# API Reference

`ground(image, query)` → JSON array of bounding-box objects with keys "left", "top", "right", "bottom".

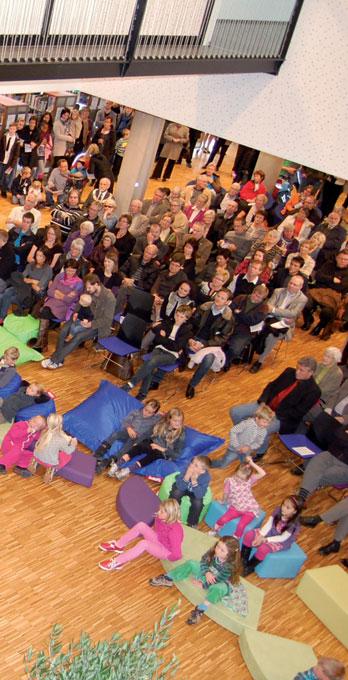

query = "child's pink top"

[
  {"left": 154, "top": 517, "right": 184, "bottom": 561},
  {"left": 223, "top": 475, "right": 261, "bottom": 515}
]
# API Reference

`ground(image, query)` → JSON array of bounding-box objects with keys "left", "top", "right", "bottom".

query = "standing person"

[
  {"left": 36, "top": 120, "right": 53, "bottom": 178},
  {"left": 98, "top": 499, "right": 183, "bottom": 572},
  {"left": 0, "top": 123, "right": 20, "bottom": 198},
  {"left": 169, "top": 455, "right": 212, "bottom": 527},
  {"left": 151, "top": 123, "right": 189, "bottom": 181},
  {"left": 29, "top": 413, "right": 77, "bottom": 484},
  {"left": 114, "top": 408, "right": 186, "bottom": 480},
  {"left": 52, "top": 108, "right": 74, "bottom": 165},
  {"left": 92, "top": 116, "right": 115, "bottom": 162},
  {"left": 149, "top": 536, "right": 241, "bottom": 625},
  {"left": 19, "top": 116, "right": 40, "bottom": 174},
  {"left": 74, "top": 107, "right": 92, "bottom": 154},
  {"left": 0, "top": 415, "right": 46, "bottom": 477},
  {"left": 85, "top": 144, "right": 114, "bottom": 189},
  {"left": 210, "top": 457, "right": 266, "bottom": 539},
  {"left": 241, "top": 495, "right": 302, "bottom": 576},
  {"left": 94, "top": 100, "right": 117, "bottom": 131},
  {"left": 113, "top": 128, "right": 129, "bottom": 179},
  {"left": 41, "top": 273, "right": 115, "bottom": 369}
]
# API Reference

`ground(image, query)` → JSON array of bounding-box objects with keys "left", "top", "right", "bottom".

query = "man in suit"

[
  {"left": 0, "top": 123, "right": 20, "bottom": 198},
  {"left": 249, "top": 275, "right": 307, "bottom": 373},
  {"left": 231, "top": 356, "right": 320, "bottom": 460},
  {"left": 141, "top": 188, "right": 170, "bottom": 224}
]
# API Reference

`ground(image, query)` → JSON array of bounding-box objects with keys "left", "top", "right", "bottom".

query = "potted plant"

[{"left": 24, "top": 604, "right": 179, "bottom": 679}]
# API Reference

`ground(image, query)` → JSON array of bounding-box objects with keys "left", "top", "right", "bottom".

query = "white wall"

[{"left": 1, "top": 0, "right": 347, "bottom": 178}]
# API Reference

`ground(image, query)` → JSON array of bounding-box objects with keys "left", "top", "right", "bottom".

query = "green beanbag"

[
  {"left": 0, "top": 326, "right": 43, "bottom": 364},
  {"left": 239, "top": 629, "right": 317, "bottom": 680},
  {"left": 158, "top": 471, "right": 212, "bottom": 524},
  {"left": 4, "top": 314, "right": 39, "bottom": 344}
]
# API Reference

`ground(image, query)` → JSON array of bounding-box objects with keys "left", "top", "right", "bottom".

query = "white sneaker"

[
  {"left": 48, "top": 361, "right": 63, "bottom": 370},
  {"left": 41, "top": 358, "right": 53, "bottom": 368},
  {"left": 208, "top": 529, "right": 218, "bottom": 536},
  {"left": 115, "top": 467, "right": 130, "bottom": 480},
  {"left": 108, "top": 461, "right": 119, "bottom": 478}
]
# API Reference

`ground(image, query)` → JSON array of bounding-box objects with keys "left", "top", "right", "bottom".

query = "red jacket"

[{"left": 240, "top": 180, "right": 267, "bottom": 202}]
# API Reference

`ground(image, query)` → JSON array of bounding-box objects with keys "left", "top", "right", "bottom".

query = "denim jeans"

[
  {"left": 131, "top": 348, "right": 177, "bottom": 397},
  {"left": 230, "top": 401, "right": 280, "bottom": 455},
  {"left": 50, "top": 319, "right": 97, "bottom": 364},
  {"left": 189, "top": 353, "right": 215, "bottom": 388},
  {"left": 211, "top": 446, "right": 245, "bottom": 468}
]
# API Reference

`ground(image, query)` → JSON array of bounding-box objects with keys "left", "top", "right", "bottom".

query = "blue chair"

[
  {"left": 0, "top": 372, "right": 22, "bottom": 398},
  {"left": 205, "top": 500, "right": 265, "bottom": 539},
  {"left": 252, "top": 542, "right": 307, "bottom": 579},
  {"left": 98, "top": 313, "right": 148, "bottom": 372},
  {"left": 278, "top": 434, "right": 321, "bottom": 470}
]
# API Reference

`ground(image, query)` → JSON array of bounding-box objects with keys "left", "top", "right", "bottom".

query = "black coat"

[
  {"left": 153, "top": 318, "right": 192, "bottom": 354},
  {"left": 8, "top": 228, "right": 35, "bottom": 272},
  {"left": 0, "top": 242, "right": 16, "bottom": 281},
  {"left": 258, "top": 367, "right": 321, "bottom": 433},
  {"left": 120, "top": 255, "right": 159, "bottom": 292}
]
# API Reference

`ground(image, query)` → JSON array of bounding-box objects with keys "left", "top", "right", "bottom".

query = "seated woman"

[
  {"left": 28, "top": 224, "right": 63, "bottom": 272},
  {"left": 63, "top": 220, "right": 95, "bottom": 259},
  {"left": 184, "top": 193, "right": 208, "bottom": 229},
  {"left": 122, "top": 304, "right": 193, "bottom": 400},
  {"left": 114, "top": 408, "right": 185, "bottom": 480},
  {"left": 0, "top": 249, "right": 52, "bottom": 319},
  {"left": 57, "top": 238, "right": 91, "bottom": 279},
  {"left": 114, "top": 214, "right": 136, "bottom": 267},
  {"left": 89, "top": 232, "right": 117, "bottom": 275},
  {"left": 51, "top": 187, "right": 83, "bottom": 240},
  {"left": 29, "top": 413, "right": 77, "bottom": 484},
  {"left": 98, "top": 253, "right": 121, "bottom": 292},
  {"left": 99, "top": 197, "right": 118, "bottom": 232},
  {"left": 181, "top": 238, "right": 198, "bottom": 281},
  {"left": 30, "top": 259, "right": 83, "bottom": 351},
  {"left": 307, "top": 231, "right": 326, "bottom": 261},
  {"left": 248, "top": 230, "right": 283, "bottom": 268}
]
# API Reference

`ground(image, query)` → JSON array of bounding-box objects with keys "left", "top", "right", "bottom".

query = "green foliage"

[{"left": 24, "top": 604, "right": 180, "bottom": 679}]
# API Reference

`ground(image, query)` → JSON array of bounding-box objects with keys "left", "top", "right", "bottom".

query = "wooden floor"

[{"left": 0, "top": 152, "right": 347, "bottom": 678}]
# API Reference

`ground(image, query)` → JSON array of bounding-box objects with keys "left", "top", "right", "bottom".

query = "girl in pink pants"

[
  {"left": 211, "top": 457, "right": 266, "bottom": 539},
  {"left": 0, "top": 416, "right": 46, "bottom": 475},
  {"left": 98, "top": 499, "right": 183, "bottom": 572}
]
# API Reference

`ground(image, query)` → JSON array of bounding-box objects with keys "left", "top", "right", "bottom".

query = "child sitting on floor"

[
  {"left": 211, "top": 404, "right": 274, "bottom": 468},
  {"left": 169, "top": 455, "right": 211, "bottom": 527},
  {"left": 209, "top": 457, "right": 265, "bottom": 539},
  {"left": 241, "top": 495, "right": 302, "bottom": 576},
  {"left": 150, "top": 536, "right": 241, "bottom": 625},
  {"left": 0, "top": 346, "right": 20, "bottom": 389},
  {"left": 114, "top": 408, "right": 185, "bottom": 480},
  {"left": 94, "top": 398, "right": 161, "bottom": 475},
  {"left": 29, "top": 413, "right": 77, "bottom": 484},
  {"left": 65, "top": 293, "right": 94, "bottom": 339},
  {"left": 0, "top": 381, "right": 47, "bottom": 424},
  {"left": 294, "top": 656, "right": 346, "bottom": 680},
  {"left": 0, "top": 415, "right": 46, "bottom": 477},
  {"left": 98, "top": 499, "right": 183, "bottom": 572}
]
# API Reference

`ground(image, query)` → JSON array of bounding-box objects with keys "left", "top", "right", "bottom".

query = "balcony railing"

[{"left": 0, "top": 0, "right": 303, "bottom": 80}]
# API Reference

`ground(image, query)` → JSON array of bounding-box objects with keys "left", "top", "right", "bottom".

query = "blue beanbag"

[
  {"left": 0, "top": 372, "right": 22, "bottom": 398},
  {"left": 15, "top": 397, "right": 56, "bottom": 422},
  {"left": 63, "top": 380, "right": 224, "bottom": 478}
]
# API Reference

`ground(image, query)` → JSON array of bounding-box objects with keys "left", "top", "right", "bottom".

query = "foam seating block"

[
  {"left": 158, "top": 472, "right": 212, "bottom": 524},
  {"left": 252, "top": 542, "right": 307, "bottom": 579},
  {"left": 116, "top": 476, "right": 160, "bottom": 528},
  {"left": 296, "top": 565, "right": 348, "bottom": 648},
  {"left": 162, "top": 526, "right": 264, "bottom": 635},
  {"left": 4, "top": 314, "right": 39, "bottom": 344},
  {"left": 0, "top": 372, "right": 22, "bottom": 398},
  {"left": 63, "top": 380, "right": 224, "bottom": 479},
  {"left": 15, "top": 397, "right": 56, "bottom": 422},
  {"left": 56, "top": 450, "right": 96, "bottom": 487},
  {"left": 205, "top": 501, "right": 266, "bottom": 538},
  {"left": 239, "top": 629, "right": 317, "bottom": 680},
  {"left": 0, "top": 326, "right": 43, "bottom": 364}
]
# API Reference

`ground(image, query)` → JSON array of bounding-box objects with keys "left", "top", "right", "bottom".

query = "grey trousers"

[
  {"left": 302, "top": 451, "right": 348, "bottom": 497},
  {"left": 321, "top": 496, "right": 348, "bottom": 542}
]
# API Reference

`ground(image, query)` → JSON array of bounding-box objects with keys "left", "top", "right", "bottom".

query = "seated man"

[
  {"left": 133, "top": 223, "right": 168, "bottom": 263},
  {"left": 249, "top": 274, "right": 307, "bottom": 373},
  {"left": 228, "top": 259, "right": 263, "bottom": 298},
  {"left": 45, "top": 158, "right": 70, "bottom": 207},
  {"left": 51, "top": 187, "right": 83, "bottom": 240},
  {"left": 209, "top": 200, "right": 240, "bottom": 246},
  {"left": 151, "top": 254, "right": 187, "bottom": 319},
  {"left": 231, "top": 356, "right": 320, "bottom": 460},
  {"left": 83, "top": 177, "right": 112, "bottom": 209},
  {"left": 41, "top": 274, "right": 115, "bottom": 370},
  {"left": 218, "top": 216, "right": 251, "bottom": 264},
  {"left": 128, "top": 198, "right": 149, "bottom": 238},
  {"left": 174, "top": 221, "right": 213, "bottom": 275},
  {"left": 6, "top": 192, "right": 41, "bottom": 233},
  {"left": 114, "top": 244, "right": 160, "bottom": 315},
  {"left": 224, "top": 284, "right": 269, "bottom": 370},
  {"left": 141, "top": 188, "right": 170, "bottom": 224},
  {"left": 302, "top": 249, "right": 348, "bottom": 340},
  {"left": 8, "top": 212, "right": 36, "bottom": 272},
  {"left": 268, "top": 255, "right": 306, "bottom": 292},
  {"left": 301, "top": 496, "right": 348, "bottom": 556},
  {"left": 185, "top": 288, "right": 234, "bottom": 399}
]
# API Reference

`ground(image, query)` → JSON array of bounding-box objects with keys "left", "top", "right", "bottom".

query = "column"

[
  {"left": 254, "top": 151, "right": 284, "bottom": 190},
  {"left": 115, "top": 111, "right": 164, "bottom": 214}
]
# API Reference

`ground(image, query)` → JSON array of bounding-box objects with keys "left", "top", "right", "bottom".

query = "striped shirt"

[{"left": 230, "top": 417, "right": 267, "bottom": 451}]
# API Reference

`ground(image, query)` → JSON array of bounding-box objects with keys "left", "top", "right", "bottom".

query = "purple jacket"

[
  {"left": 43, "top": 272, "right": 83, "bottom": 321},
  {"left": 63, "top": 230, "right": 95, "bottom": 258}
]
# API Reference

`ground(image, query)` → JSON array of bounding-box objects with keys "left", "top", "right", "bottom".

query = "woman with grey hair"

[
  {"left": 63, "top": 220, "right": 95, "bottom": 258},
  {"left": 57, "top": 238, "right": 91, "bottom": 278},
  {"left": 314, "top": 347, "right": 343, "bottom": 408}
]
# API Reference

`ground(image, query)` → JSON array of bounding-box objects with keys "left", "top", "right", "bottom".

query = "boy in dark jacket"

[{"left": 170, "top": 455, "right": 211, "bottom": 527}]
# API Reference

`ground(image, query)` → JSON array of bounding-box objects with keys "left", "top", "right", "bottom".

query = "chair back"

[
  {"left": 117, "top": 313, "right": 147, "bottom": 348},
  {"left": 126, "top": 288, "right": 154, "bottom": 322}
]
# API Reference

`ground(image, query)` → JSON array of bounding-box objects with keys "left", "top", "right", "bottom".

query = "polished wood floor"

[{"left": 0, "top": 154, "right": 347, "bottom": 678}]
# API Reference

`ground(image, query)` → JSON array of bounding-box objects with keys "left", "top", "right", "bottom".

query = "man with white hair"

[
  {"left": 128, "top": 199, "right": 149, "bottom": 238},
  {"left": 183, "top": 175, "right": 212, "bottom": 208},
  {"left": 6, "top": 192, "right": 41, "bottom": 233},
  {"left": 220, "top": 182, "right": 242, "bottom": 212},
  {"left": 245, "top": 194, "right": 269, "bottom": 227}
]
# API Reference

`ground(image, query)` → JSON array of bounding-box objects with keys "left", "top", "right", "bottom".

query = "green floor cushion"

[
  {"left": 296, "top": 565, "right": 348, "bottom": 649},
  {"left": 239, "top": 629, "right": 317, "bottom": 680},
  {"left": 0, "top": 327, "right": 43, "bottom": 365},
  {"left": 158, "top": 472, "right": 212, "bottom": 524},
  {"left": 4, "top": 314, "right": 39, "bottom": 344},
  {"left": 161, "top": 526, "right": 264, "bottom": 635}
]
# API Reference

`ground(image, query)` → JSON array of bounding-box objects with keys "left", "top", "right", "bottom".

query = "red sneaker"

[
  {"left": 98, "top": 557, "right": 123, "bottom": 571},
  {"left": 98, "top": 540, "right": 124, "bottom": 553}
]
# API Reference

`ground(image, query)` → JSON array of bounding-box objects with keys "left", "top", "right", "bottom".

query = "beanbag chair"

[
  {"left": 0, "top": 372, "right": 22, "bottom": 398},
  {"left": 63, "top": 380, "right": 224, "bottom": 479},
  {"left": 159, "top": 472, "right": 212, "bottom": 524},
  {"left": 4, "top": 314, "right": 39, "bottom": 344},
  {"left": 0, "top": 327, "right": 43, "bottom": 364}
]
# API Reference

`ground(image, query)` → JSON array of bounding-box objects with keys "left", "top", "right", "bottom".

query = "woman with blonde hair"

[
  {"left": 29, "top": 413, "right": 77, "bottom": 483},
  {"left": 85, "top": 143, "right": 114, "bottom": 188}
]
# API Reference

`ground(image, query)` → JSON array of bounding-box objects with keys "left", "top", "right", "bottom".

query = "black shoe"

[
  {"left": 341, "top": 559, "right": 348, "bottom": 569},
  {"left": 13, "top": 308, "right": 28, "bottom": 317},
  {"left": 301, "top": 319, "right": 313, "bottom": 331},
  {"left": 319, "top": 540, "right": 340, "bottom": 556},
  {"left": 187, "top": 607, "right": 204, "bottom": 625},
  {"left": 13, "top": 466, "right": 32, "bottom": 478},
  {"left": 253, "top": 454, "right": 265, "bottom": 462},
  {"left": 148, "top": 381, "right": 160, "bottom": 391},
  {"left": 94, "top": 442, "right": 109, "bottom": 459},
  {"left": 300, "top": 515, "right": 322, "bottom": 528},
  {"left": 339, "top": 322, "right": 348, "bottom": 332},
  {"left": 310, "top": 324, "right": 322, "bottom": 337},
  {"left": 1, "top": 190, "right": 7, "bottom": 198},
  {"left": 249, "top": 361, "right": 262, "bottom": 374},
  {"left": 291, "top": 464, "right": 305, "bottom": 476},
  {"left": 135, "top": 391, "right": 146, "bottom": 401},
  {"left": 185, "top": 384, "right": 195, "bottom": 399},
  {"left": 0, "top": 464, "right": 7, "bottom": 474},
  {"left": 96, "top": 459, "right": 109, "bottom": 474}
]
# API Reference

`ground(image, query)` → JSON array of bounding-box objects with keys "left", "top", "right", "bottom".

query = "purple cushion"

[
  {"left": 56, "top": 450, "right": 96, "bottom": 487},
  {"left": 116, "top": 476, "right": 160, "bottom": 528}
]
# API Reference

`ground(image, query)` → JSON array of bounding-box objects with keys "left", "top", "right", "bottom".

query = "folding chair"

[
  {"left": 98, "top": 313, "right": 148, "bottom": 373},
  {"left": 142, "top": 352, "right": 179, "bottom": 403},
  {"left": 126, "top": 288, "right": 154, "bottom": 322},
  {"left": 270, "top": 434, "right": 321, "bottom": 470}
]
